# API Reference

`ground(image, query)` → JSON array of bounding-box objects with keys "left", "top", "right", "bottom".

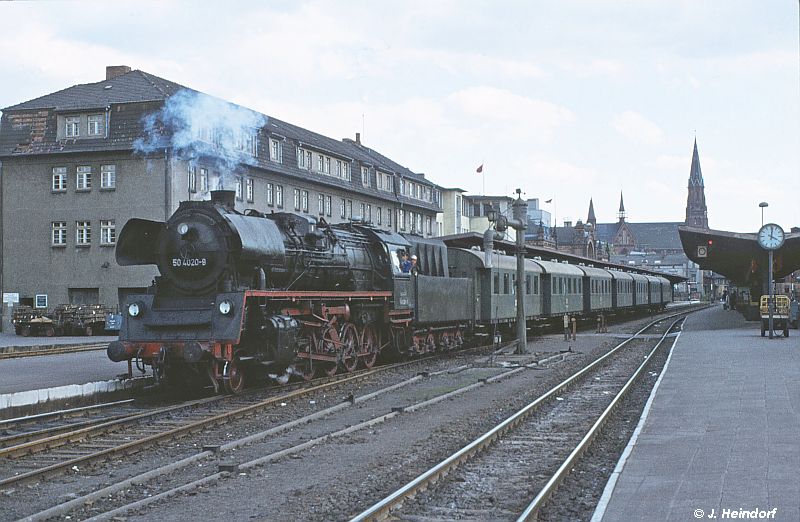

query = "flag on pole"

[
  {"left": 545, "top": 198, "right": 553, "bottom": 203},
  {"left": 476, "top": 164, "right": 483, "bottom": 174}
]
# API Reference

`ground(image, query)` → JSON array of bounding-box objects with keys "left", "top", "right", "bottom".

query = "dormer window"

[
  {"left": 65, "top": 116, "right": 80, "bottom": 138},
  {"left": 87, "top": 114, "right": 103, "bottom": 136}
]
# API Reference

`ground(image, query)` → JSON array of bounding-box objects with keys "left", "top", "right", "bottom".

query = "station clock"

[{"left": 757, "top": 223, "right": 785, "bottom": 251}]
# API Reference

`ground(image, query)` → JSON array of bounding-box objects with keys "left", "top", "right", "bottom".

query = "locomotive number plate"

[{"left": 172, "top": 258, "right": 208, "bottom": 267}]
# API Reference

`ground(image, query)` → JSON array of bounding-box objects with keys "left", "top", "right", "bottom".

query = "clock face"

[{"left": 758, "top": 223, "right": 785, "bottom": 250}]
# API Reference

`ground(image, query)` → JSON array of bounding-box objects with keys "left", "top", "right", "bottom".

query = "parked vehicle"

[
  {"left": 760, "top": 295, "right": 789, "bottom": 337},
  {"left": 11, "top": 306, "right": 55, "bottom": 337}
]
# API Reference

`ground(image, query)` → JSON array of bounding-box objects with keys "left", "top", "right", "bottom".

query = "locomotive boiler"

[{"left": 107, "top": 190, "right": 423, "bottom": 392}]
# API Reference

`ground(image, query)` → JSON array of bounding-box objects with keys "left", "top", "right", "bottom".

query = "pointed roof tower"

[
  {"left": 587, "top": 198, "right": 597, "bottom": 227},
  {"left": 685, "top": 138, "right": 709, "bottom": 228},
  {"left": 617, "top": 192, "right": 626, "bottom": 222}
]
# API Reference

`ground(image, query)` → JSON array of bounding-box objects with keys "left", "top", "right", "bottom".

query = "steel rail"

[
  {"left": 0, "top": 342, "right": 107, "bottom": 360},
  {"left": 516, "top": 316, "right": 683, "bottom": 521},
  {"left": 0, "top": 399, "right": 135, "bottom": 427},
  {"left": 349, "top": 308, "right": 698, "bottom": 522}
]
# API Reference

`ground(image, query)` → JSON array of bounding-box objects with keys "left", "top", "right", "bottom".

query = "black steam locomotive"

[
  {"left": 108, "top": 190, "right": 671, "bottom": 393},
  {"left": 108, "top": 190, "right": 465, "bottom": 393}
]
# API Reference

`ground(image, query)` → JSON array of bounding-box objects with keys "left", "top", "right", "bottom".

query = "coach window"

[
  {"left": 558, "top": 277, "right": 564, "bottom": 295},
  {"left": 493, "top": 272, "right": 500, "bottom": 294},
  {"left": 534, "top": 275, "right": 539, "bottom": 294},
  {"left": 503, "top": 273, "right": 510, "bottom": 294}
]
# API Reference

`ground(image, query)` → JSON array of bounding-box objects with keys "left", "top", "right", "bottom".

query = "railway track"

[
  {"left": 0, "top": 339, "right": 507, "bottom": 493},
  {"left": 0, "top": 342, "right": 108, "bottom": 360},
  {"left": 350, "top": 313, "right": 687, "bottom": 521}
]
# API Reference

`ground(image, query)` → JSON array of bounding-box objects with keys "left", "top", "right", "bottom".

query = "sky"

[{"left": 1, "top": 0, "right": 798, "bottom": 232}]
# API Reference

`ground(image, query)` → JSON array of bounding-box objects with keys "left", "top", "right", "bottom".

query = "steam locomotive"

[{"left": 108, "top": 190, "right": 671, "bottom": 393}]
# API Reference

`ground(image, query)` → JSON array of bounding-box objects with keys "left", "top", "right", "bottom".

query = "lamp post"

[
  {"left": 488, "top": 189, "right": 528, "bottom": 354},
  {"left": 759, "top": 201, "right": 768, "bottom": 226}
]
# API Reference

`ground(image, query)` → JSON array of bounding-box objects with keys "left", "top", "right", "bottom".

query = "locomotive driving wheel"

[
  {"left": 222, "top": 358, "right": 245, "bottom": 394},
  {"left": 359, "top": 324, "right": 380, "bottom": 369},
  {"left": 320, "top": 326, "right": 340, "bottom": 377},
  {"left": 296, "top": 331, "right": 319, "bottom": 381},
  {"left": 339, "top": 323, "right": 359, "bottom": 373}
]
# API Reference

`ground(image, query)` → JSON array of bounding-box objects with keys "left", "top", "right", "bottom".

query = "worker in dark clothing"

[
  {"left": 730, "top": 290, "right": 738, "bottom": 311},
  {"left": 400, "top": 252, "right": 412, "bottom": 273}
]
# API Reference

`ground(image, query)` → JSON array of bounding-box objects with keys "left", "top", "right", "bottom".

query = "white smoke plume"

[{"left": 134, "top": 89, "right": 267, "bottom": 189}]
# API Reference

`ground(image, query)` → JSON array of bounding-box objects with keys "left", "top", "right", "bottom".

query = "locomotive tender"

[{"left": 108, "top": 190, "right": 671, "bottom": 393}]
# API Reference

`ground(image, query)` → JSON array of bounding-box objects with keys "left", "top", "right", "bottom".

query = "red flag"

[{"left": 476, "top": 164, "right": 483, "bottom": 174}]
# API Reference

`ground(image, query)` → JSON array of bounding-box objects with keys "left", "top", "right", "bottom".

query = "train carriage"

[
  {"left": 447, "top": 248, "right": 543, "bottom": 324},
  {"left": 579, "top": 265, "right": 613, "bottom": 312},
  {"left": 630, "top": 272, "right": 649, "bottom": 307},
  {"left": 534, "top": 260, "right": 584, "bottom": 317},
  {"left": 609, "top": 270, "right": 635, "bottom": 309}
]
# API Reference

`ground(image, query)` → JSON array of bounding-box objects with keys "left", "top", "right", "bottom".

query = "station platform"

[{"left": 594, "top": 305, "right": 800, "bottom": 521}]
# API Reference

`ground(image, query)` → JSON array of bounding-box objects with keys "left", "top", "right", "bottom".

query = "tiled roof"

[{"left": 3, "top": 70, "right": 187, "bottom": 111}]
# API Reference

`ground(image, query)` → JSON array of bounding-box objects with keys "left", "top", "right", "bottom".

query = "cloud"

[{"left": 612, "top": 111, "right": 664, "bottom": 145}]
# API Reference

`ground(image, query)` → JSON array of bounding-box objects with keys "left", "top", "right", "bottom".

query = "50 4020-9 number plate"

[{"left": 172, "top": 258, "right": 208, "bottom": 267}]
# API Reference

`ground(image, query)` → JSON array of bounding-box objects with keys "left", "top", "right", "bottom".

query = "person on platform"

[{"left": 730, "top": 290, "right": 738, "bottom": 311}]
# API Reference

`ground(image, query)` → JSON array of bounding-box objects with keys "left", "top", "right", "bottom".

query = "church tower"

[
  {"left": 617, "top": 192, "right": 626, "bottom": 222},
  {"left": 587, "top": 198, "right": 597, "bottom": 228},
  {"left": 685, "top": 139, "right": 709, "bottom": 228}
]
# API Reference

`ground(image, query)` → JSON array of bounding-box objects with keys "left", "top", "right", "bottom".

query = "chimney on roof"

[
  {"left": 355, "top": 132, "right": 361, "bottom": 145},
  {"left": 106, "top": 65, "right": 131, "bottom": 80}
]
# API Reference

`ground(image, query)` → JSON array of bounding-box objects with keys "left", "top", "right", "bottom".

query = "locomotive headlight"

[
  {"left": 127, "top": 302, "right": 141, "bottom": 318},
  {"left": 178, "top": 223, "right": 189, "bottom": 236},
  {"left": 218, "top": 299, "right": 233, "bottom": 315}
]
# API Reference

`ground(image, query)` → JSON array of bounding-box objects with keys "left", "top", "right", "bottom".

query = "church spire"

[
  {"left": 617, "top": 192, "right": 626, "bottom": 222},
  {"left": 587, "top": 198, "right": 596, "bottom": 227},
  {"left": 685, "top": 139, "right": 709, "bottom": 228}
]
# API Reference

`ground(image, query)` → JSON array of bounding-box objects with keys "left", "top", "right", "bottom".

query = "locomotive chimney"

[{"left": 211, "top": 190, "right": 236, "bottom": 210}]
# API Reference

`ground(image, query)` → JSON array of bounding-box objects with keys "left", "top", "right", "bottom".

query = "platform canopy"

[{"left": 679, "top": 226, "right": 800, "bottom": 288}]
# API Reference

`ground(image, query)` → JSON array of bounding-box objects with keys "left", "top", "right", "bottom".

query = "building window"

[
  {"left": 188, "top": 165, "right": 197, "bottom": 192},
  {"left": 359, "top": 203, "right": 365, "bottom": 219},
  {"left": 237, "top": 129, "right": 258, "bottom": 156},
  {"left": 361, "top": 167, "right": 371, "bottom": 187},
  {"left": 52, "top": 167, "right": 67, "bottom": 191},
  {"left": 367, "top": 204, "right": 372, "bottom": 222},
  {"left": 425, "top": 216, "right": 432, "bottom": 235},
  {"left": 343, "top": 163, "right": 350, "bottom": 181},
  {"left": 318, "top": 193, "right": 325, "bottom": 215},
  {"left": 76, "top": 166, "right": 92, "bottom": 190},
  {"left": 325, "top": 195, "right": 332, "bottom": 217},
  {"left": 317, "top": 154, "right": 324, "bottom": 172},
  {"left": 294, "top": 189, "right": 301, "bottom": 210},
  {"left": 101, "top": 165, "right": 116, "bottom": 189},
  {"left": 387, "top": 208, "right": 392, "bottom": 228},
  {"left": 347, "top": 200, "right": 352, "bottom": 218},
  {"left": 65, "top": 116, "right": 80, "bottom": 137},
  {"left": 377, "top": 207, "right": 382, "bottom": 225},
  {"left": 297, "top": 148, "right": 305, "bottom": 168},
  {"left": 336, "top": 160, "right": 342, "bottom": 178},
  {"left": 52, "top": 221, "right": 67, "bottom": 246},
  {"left": 76, "top": 220, "right": 91, "bottom": 246},
  {"left": 100, "top": 220, "right": 116, "bottom": 245},
  {"left": 324, "top": 157, "right": 330, "bottom": 174},
  {"left": 199, "top": 168, "right": 208, "bottom": 192},
  {"left": 276, "top": 185, "right": 284, "bottom": 208},
  {"left": 246, "top": 178, "right": 254, "bottom": 202},
  {"left": 270, "top": 139, "right": 282, "bottom": 162},
  {"left": 340, "top": 198, "right": 346, "bottom": 219},
  {"left": 266, "top": 183, "right": 274, "bottom": 206},
  {"left": 302, "top": 190, "right": 309, "bottom": 212},
  {"left": 306, "top": 151, "right": 312, "bottom": 170},
  {"left": 87, "top": 114, "right": 103, "bottom": 136},
  {"left": 235, "top": 177, "right": 243, "bottom": 201}
]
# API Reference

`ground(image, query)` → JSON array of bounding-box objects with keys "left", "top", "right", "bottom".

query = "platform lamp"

[{"left": 759, "top": 202, "right": 768, "bottom": 226}]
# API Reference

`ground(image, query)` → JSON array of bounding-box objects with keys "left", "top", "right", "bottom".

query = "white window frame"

[
  {"left": 65, "top": 116, "right": 80, "bottom": 138},
  {"left": 306, "top": 151, "right": 312, "bottom": 170},
  {"left": 359, "top": 203, "right": 365, "bottom": 219},
  {"left": 325, "top": 195, "right": 332, "bottom": 217},
  {"left": 276, "top": 185, "right": 284, "bottom": 208},
  {"left": 270, "top": 139, "right": 282, "bottom": 162},
  {"left": 340, "top": 198, "right": 346, "bottom": 219},
  {"left": 87, "top": 114, "right": 103, "bottom": 136},
  {"left": 343, "top": 163, "right": 350, "bottom": 181},
  {"left": 317, "top": 154, "right": 324, "bottom": 172},
  {"left": 199, "top": 168, "right": 208, "bottom": 192},
  {"left": 336, "top": 160, "right": 343, "bottom": 178},
  {"left": 101, "top": 165, "right": 116, "bottom": 189},
  {"left": 76, "top": 220, "right": 91, "bottom": 246},
  {"left": 362, "top": 167, "right": 370, "bottom": 187},
  {"left": 294, "top": 188, "right": 301, "bottom": 210},
  {"left": 52, "top": 167, "right": 67, "bottom": 191},
  {"left": 76, "top": 166, "right": 91, "bottom": 190},
  {"left": 51, "top": 221, "right": 67, "bottom": 246},
  {"left": 246, "top": 178, "right": 254, "bottom": 202},
  {"left": 266, "top": 182, "right": 274, "bottom": 206},
  {"left": 297, "top": 148, "right": 306, "bottom": 168},
  {"left": 302, "top": 190, "right": 309, "bottom": 212},
  {"left": 324, "top": 157, "right": 330, "bottom": 174},
  {"left": 235, "top": 177, "right": 243, "bottom": 201},
  {"left": 100, "top": 220, "right": 116, "bottom": 245}
]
